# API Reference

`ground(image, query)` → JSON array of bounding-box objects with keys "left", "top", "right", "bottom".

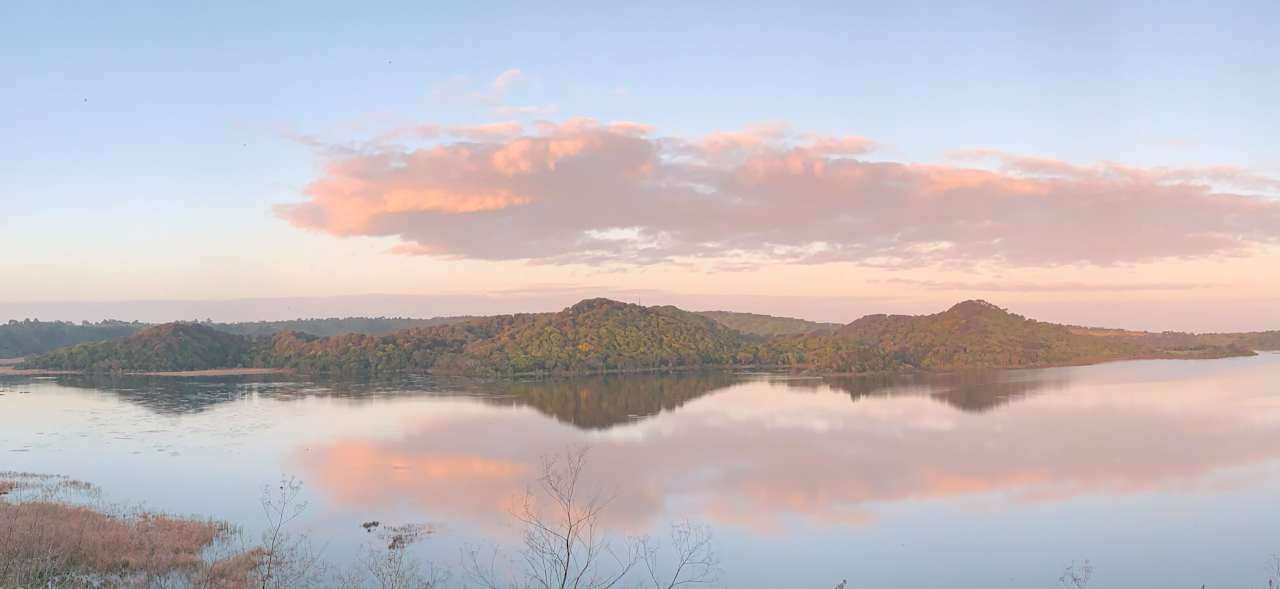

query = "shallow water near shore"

[{"left": 4, "top": 353, "right": 1280, "bottom": 588}]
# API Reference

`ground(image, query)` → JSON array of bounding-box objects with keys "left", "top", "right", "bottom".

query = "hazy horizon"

[{"left": 4, "top": 291, "right": 1280, "bottom": 333}]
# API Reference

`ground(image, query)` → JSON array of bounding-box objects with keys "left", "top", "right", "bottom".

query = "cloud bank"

[{"left": 277, "top": 119, "right": 1280, "bottom": 266}]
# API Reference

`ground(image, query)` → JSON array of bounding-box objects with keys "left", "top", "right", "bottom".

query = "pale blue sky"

[{"left": 2, "top": 1, "right": 1278, "bottom": 327}]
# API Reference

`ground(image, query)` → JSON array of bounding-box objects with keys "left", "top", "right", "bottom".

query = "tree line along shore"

[{"left": 9, "top": 298, "right": 1280, "bottom": 377}]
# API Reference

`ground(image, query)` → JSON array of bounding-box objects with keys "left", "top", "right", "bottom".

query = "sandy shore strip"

[
  {"left": 135, "top": 368, "right": 289, "bottom": 377},
  {"left": 0, "top": 366, "right": 77, "bottom": 376},
  {"left": 0, "top": 366, "right": 289, "bottom": 377}
]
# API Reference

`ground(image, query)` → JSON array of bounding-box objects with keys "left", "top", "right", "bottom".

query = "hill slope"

[
  {"left": 441, "top": 299, "right": 747, "bottom": 374},
  {"left": 252, "top": 299, "right": 749, "bottom": 376},
  {"left": 829, "top": 300, "right": 1248, "bottom": 370},
  {"left": 750, "top": 300, "right": 1254, "bottom": 373},
  {"left": 696, "top": 310, "right": 839, "bottom": 337},
  {"left": 20, "top": 323, "right": 254, "bottom": 372}
]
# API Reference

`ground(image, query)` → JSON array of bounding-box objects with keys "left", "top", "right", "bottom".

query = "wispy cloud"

[
  {"left": 879, "top": 278, "right": 1209, "bottom": 293},
  {"left": 431, "top": 68, "right": 557, "bottom": 120},
  {"left": 491, "top": 104, "right": 559, "bottom": 118},
  {"left": 950, "top": 148, "right": 1280, "bottom": 193},
  {"left": 432, "top": 68, "right": 526, "bottom": 105},
  {"left": 277, "top": 118, "right": 1280, "bottom": 267},
  {"left": 488, "top": 68, "right": 523, "bottom": 95}
]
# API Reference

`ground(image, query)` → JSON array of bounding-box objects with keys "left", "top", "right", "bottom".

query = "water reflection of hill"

[
  {"left": 466, "top": 372, "right": 744, "bottom": 429},
  {"left": 51, "top": 374, "right": 298, "bottom": 414},
  {"left": 46, "top": 367, "right": 1066, "bottom": 424},
  {"left": 44, "top": 372, "right": 745, "bottom": 424},
  {"left": 787, "top": 369, "right": 1070, "bottom": 412}
]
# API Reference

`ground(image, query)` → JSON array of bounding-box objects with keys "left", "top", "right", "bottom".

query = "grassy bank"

[{"left": 4, "top": 466, "right": 1277, "bottom": 589}]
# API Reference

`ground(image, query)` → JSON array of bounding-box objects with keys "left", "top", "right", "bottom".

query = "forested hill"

[
  {"left": 746, "top": 300, "right": 1266, "bottom": 374},
  {"left": 826, "top": 300, "right": 1250, "bottom": 370},
  {"left": 0, "top": 320, "right": 146, "bottom": 357},
  {"left": 441, "top": 299, "right": 746, "bottom": 374},
  {"left": 15, "top": 299, "right": 1273, "bottom": 376},
  {"left": 20, "top": 299, "right": 748, "bottom": 375},
  {"left": 21, "top": 323, "right": 253, "bottom": 372},
  {"left": 254, "top": 298, "right": 748, "bottom": 375},
  {"left": 0, "top": 316, "right": 474, "bottom": 358},
  {"left": 695, "top": 310, "right": 839, "bottom": 336}
]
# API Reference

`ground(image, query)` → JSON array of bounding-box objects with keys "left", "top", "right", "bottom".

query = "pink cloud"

[
  {"left": 447, "top": 121, "right": 524, "bottom": 141},
  {"left": 277, "top": 119, "right": 1280, "bottom": 266},
  {"left": 606, "top": 120, "right": 655, "bottom": 136}
]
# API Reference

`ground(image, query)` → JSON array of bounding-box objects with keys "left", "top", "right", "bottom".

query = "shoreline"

[
  {"left": 0, "top": 366, "right": 290, "bottom": 377},
  {"left": 0, "top": 349, "right": 1266, "bottom": 381}
]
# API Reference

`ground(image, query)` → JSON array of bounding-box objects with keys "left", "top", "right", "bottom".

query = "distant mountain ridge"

[
  {"left": 15, "top": 299, "right": 1280, "bottom": 376},
  {"left": 694, "top": 310, "right": 839, "bottom": 337},
  {"left": 0, "top": 316, "right": 475, "bottom": 358},
  {"left": 211, "top": 316, "right": 476, "bottom": 337},
  {"left": 0, "top": 320, "right": 146, "bottom": 358}
]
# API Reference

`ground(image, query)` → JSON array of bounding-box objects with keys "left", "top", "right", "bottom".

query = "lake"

[{"left": 4, "top": 353, "right": 1280, "bottom": 588}]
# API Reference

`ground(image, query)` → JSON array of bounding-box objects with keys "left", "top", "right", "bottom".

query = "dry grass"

[
  {"left": 0, "top": 471, "right": 101, "bottom": 504},
  {"left": 198, "top": 548, "right": 266, "bottom": 589},
  {"left": 0, "top": 502, "right": 224, "bottom": 572},
  {"left": 0, "top": 471, "right": 256, "bottom": 589}
]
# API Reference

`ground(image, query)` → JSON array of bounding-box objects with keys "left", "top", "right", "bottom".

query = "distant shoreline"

[
  {"left": 1, "top": 352, "right": 1269, "bottom": 381},
  {"left": 10, "top": 299, "right": 1278, "bottom": 380}
]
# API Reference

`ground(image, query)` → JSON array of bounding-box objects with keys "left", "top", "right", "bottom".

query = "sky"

[{"left": 2, "top": 1, "right": 1278, "bottom": 330}]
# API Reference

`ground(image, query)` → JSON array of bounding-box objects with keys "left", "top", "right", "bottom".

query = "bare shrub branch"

[
  {"left": 463, "top": 446, "right": 717, "bottom": 589},
  {"left": 250, "top": 476, "right": 327, "bottom": 589},
  {"left": 640, "top": 520, "right": 720, "bottom": 589},
  {"left": 1059, "top": 560, "right": 1093, "bottom": 589}
]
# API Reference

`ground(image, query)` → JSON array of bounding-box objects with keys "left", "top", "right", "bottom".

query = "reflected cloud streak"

[{"left": 298, "top": 359, "right": 1280, "bottom": 535}]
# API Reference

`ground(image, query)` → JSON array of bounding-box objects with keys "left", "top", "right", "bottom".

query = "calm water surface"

[{"left": 4, "top": 354, "right": 1280, "bottom": 588}]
